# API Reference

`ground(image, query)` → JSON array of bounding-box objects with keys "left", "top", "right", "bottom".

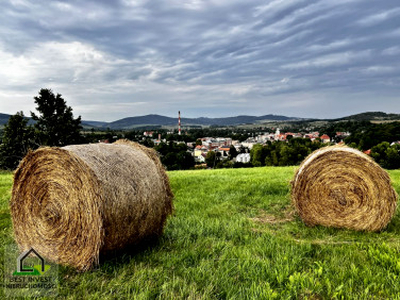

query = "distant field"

[{"left": 1, "top": 167, "right": 400, "bottom": 298}]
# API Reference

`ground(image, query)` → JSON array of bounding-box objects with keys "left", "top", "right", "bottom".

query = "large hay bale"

[
  {"left": 291, "top": 145, "right": 397, "bottom": 231},
  {"left": 10, "top": 140, "right": 173, "bottom": 270}
]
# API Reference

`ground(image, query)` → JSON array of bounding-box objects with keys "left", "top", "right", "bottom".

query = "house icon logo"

[{"left": 13, "top": 248, "right": 50, "bottom": 276}]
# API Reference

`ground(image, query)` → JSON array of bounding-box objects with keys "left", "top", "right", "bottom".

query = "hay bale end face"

[
  {"left": 291, "top": 146, "right": 397, "bottom": 231},
  {"left": 10, "top": 140, "right": 173, "bottom": 271}
]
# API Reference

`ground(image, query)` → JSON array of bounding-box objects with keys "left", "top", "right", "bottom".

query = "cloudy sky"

[{"left": 0, "top": 0, "right": 399, "bottom": 121}]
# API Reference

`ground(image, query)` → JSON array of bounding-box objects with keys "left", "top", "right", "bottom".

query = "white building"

[
  {"left": 202, "top": 137, "right": 232, "bottom": 148},
  {"left": 236, "top": 153, "right": 251, "bottom": 163},
  {"left": 195, "top": 154, "right": 206, "bottom": 163}
]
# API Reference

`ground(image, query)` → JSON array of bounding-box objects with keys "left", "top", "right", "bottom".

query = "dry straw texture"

[
  {"left": 10, "top": 140, "right": 173, "bottom": 271},
  {"left": 291, "top": 145, "right": 397, "bottom": 232}
]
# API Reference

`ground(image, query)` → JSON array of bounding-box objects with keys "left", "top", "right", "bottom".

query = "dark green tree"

[
  {"left": 0, "top": 112, "right": 36, "bottom": 169},
  {"left": 177, "top": 151, "right": 195, "bottom": 170},
  {"left": 229, "top": 145, "right": 238, "bottom": 159},
  {"left": 250, "top": 144, "right": 264, "bottom": 167},
  {"left": 154, "top": 142, "right": 194, "bottom": 170},
  {"left": 371, "top": 142, "right": 400, "bottom": 169},
  {"left": 205, "top": 151, "right": 217, "bottom": 168},
  {"left": 142, "top": 138, "right": 154, "bottom": 148},
  {"left": 163, "top": 152, "right": 179, "bottom": 170},
  {"left": 31, "top": 89, "right": 83, "bottom": 146}
]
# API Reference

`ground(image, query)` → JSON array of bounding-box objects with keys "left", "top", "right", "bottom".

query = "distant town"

[
  {"left": 136, "top": 128, "right": 351, "bottom": 165},
  {"left": 82, "top": 109, "right": 400, "bottom": 171}
]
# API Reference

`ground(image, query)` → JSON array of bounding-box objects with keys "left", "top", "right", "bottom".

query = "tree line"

[{"left": 250, "top": 138, "right": 324, "bottom": 167}]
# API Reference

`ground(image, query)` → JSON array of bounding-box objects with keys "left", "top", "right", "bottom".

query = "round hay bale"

[
  {"left": 291, "top": 145, "right": 397, "bottom": 231},
  {"left": 10, "top": 140, "right": 173, "bottom": 271}
]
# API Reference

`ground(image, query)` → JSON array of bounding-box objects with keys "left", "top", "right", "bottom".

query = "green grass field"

[{"left": 1, "top": 167, "right": 400, "bottom": 299}]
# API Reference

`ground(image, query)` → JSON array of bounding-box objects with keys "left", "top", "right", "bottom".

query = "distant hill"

[
  {"left": 106, "top": 114, "right": 300, "bottom": 129},
  {"left": 1, "top": 111, "right": 399, "bottom": 130},
  {"left": 0, "top": 113, "right": 10, "bottom": 125},
  {"left": 0, "top": 113, "right": 35, "bottom": 127},
  {"left": 107, "top": 114, "right": 178, "bottom": 129},
  {"left": 0, "top": 113, "right": 298, "bottom": 129},
  {"left": 337, "top": 112, "right": 400, "bottom": 121},
  {"left": 0, "top": 114, "right": 107, "bottom": 128},
  {"left": 81, "top": 120, "right": 108, "bottom": 128}
]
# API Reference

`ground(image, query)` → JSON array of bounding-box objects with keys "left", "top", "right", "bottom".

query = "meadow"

[{"left": 1, "top": 167, "right": 400, "bottom": 299}]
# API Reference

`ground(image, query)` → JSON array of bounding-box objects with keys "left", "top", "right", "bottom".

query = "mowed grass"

[{"left": 1, "top": 167, "right": 400, "bottom": 298}]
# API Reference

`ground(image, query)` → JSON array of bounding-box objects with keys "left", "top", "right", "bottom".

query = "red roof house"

[{"left": 320, "top": 134, "right": 330, "bottom": 143}]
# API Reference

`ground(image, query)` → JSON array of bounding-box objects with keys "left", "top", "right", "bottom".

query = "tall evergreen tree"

[
  {"left": 0, "top": 111, "right": 35, "bottom": 169},
  {"left": 31, "top": 88, "right": 83, "bottom": 146}
]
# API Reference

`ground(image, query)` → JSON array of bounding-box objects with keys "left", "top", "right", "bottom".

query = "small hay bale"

[
  {"left": 10, "top": 140, "right": 173, "bottom": 271},
  {"left": 291, "top": 145, "right": 397, "bottom": 231}
]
